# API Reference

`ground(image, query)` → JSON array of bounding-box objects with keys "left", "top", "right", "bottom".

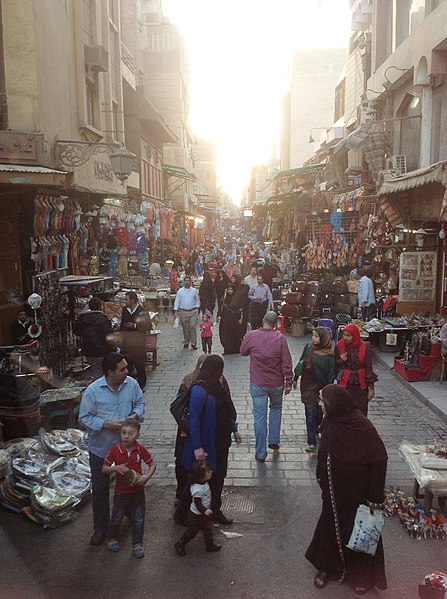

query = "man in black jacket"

[
  {"left": 120, "top": 291, "right": 150, "bottom": 390},
  {"left": 73, "top": 297, "right": 113, "bottom": 379}
]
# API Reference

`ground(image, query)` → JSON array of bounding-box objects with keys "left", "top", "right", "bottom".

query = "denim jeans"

[
  {"left": 89, "top": 452, "right": 110, "bottom": 535},
  {"left": 250, "top": 383, "right": 284, "bottom": 460},
  {"left": 107, "top": 491, "right": 146, "bottom": 546},
  {"left": 304, "top": 403, "right": 322, "bottom": 446}
]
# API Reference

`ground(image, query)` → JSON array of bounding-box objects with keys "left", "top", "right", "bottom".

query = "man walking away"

[
  {"left": 240, "top": 311, "right": 293, "bottom": 462},
  {"left": 73, "top": 297, "right": 113, "bottom": 379},
  {"left": 173, "top": 276, "right": 200, "bottom": 349},
  {"left": 358, "top": 267, "right": 376, "bottom": 321}
]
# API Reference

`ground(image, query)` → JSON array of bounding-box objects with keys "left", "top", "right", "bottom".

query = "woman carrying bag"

[
  {"left": 293, "top": 327, "right": 335, "bottom": 452},
  {"left": 335, "top": 323, "right": 377, "bottom": 416}
]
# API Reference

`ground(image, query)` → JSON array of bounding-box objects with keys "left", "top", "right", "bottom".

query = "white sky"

[{"left": 162, "top": 0, "right": 352, "bottom": 204}]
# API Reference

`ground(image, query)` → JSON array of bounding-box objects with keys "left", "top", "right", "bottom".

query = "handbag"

[
  {"left": 170, "top": 381, "right": 208, "bottom": 434},
  {"left": 347, "top": 504, "right": 385, "bottom": 556},
  {"left": 294, "top": 344, "right": 311, "bottom": 378}
]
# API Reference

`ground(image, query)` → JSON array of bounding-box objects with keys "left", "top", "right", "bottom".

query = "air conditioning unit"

[
  {"left": 84, "top": 45, "right": 108, "bottom": 72},
  {"left": 386, "top": 155, "right": 407, "bottom": 175}
]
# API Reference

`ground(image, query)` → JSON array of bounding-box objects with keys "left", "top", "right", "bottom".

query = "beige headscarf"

[{"left": 181, "top": 354, "right": 208, "bottom": 388}]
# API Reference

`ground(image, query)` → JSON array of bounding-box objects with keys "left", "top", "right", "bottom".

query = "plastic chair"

[
  {"left": 276, "top": 315, "right": 291, "bottom": 334},
  {"left": 335, "top": 314, "right": 351, "bottom": 342},
  {"left": 317, "top": 318, "right": 334, "bottom": 338}
]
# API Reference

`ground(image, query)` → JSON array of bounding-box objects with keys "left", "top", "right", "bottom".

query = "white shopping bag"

[
  {"left": 173, "top": 316, "right": 180, "bottom": 328},
  {"left": 347, "top": 504, "right": 384, "bottom": 556}
]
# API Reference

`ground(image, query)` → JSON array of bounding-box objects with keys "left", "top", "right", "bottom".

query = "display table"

[
  {"left": 394, "top": 358, "right": 430, "bottom": 382},
  {"left": 368, "top": 326, "right": 429, "bottom": 353},
  {"left": 399, "top": 443, "right": 447, "bottom": 511}
]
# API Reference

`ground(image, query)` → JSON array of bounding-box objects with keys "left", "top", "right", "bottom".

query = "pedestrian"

[
  {"left": 222, "top": 259, "right": 238, "bottom": 280},
  {"left": 198, "top": 271, "right": 216, "bottom": 316},
  {"left": 11, "top": 307, "right": 33, "bottom": 345},
  {"left": 73, "top": 297, "right": 114, "bottom": 379},
  {"left": 218, "top": 282, "right": 247, "bottom": 355},
  {"left": 173, "top": 275, "right": 200, "bottom": 350},
  {"left": 306, "top": 384, "right": 387, "bottom": 595},
  {"left": 120, "top": 291, "right": 149, "bottom": 390},
  {"left": 214, "top": 269, "right": 230, "bottom": 314},
  {"left": 174, "top": 354, "right": 208, "bottom": 506},
  {"left": 247, "top": 274, "right": 274, "bottom": 331},
  {"left": 335, "top": 323, "right": 377, "bottom": 416},
  {"left": 174, "top": 460, "right": 221, "bottom": 556},
  {"left": 243, "top": 264, "right": 258, "bottom": 288},
  {"left": 78, "top": 352, "right": 145, "bottom": 546},
  {"left": 358, "top": 267, "right": 376, "bottom": 321},
  {"left": 169, "top": 263, "right": 180, "bottom": 293},
  {"left": 102, "top": 418, "right": 156, "bottom": 558},
  {"left": 175, "top": 355, "right": 241, "bottom": 526},
  {"left": 199, "top": 313, "right": 214, "bottom": 354},
  {"left": 293, "top": 327, "right": 335, "bottom": 452},
  {"left": 240, "top": 311, "right": 293, "bottom": 462}
]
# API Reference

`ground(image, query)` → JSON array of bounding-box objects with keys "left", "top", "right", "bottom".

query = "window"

[
  {"left": 334, "top": 79, "right": 345, "bottom": 122},
  {"left": 398, "top": 94, "right": 422, "bottom": 171},
  {"left": 112, "top": 101, "right": 119, "bottom": 141},
  {"left": 109, "top": 0, "right": 117, "bottom": 26},
  {"left": 110, "top": 27, "right": 118, "bottom": 101},
  {"left": 83, "top": 0, "right": 94, "bottom": 45},
  {"left": 85, "top": 80, "right": 95, "bottom": 126}
]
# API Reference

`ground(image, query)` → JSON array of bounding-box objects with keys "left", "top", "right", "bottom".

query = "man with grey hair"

[{"left": 240, "top": 311, "right": 293, "bottom": 462}]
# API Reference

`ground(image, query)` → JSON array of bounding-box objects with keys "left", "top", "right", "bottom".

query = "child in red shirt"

[
  {"left": 102, "top": 418, "right": 156, "bottom": 558},
  {"left": 199, "top": 313, "right": 214, "bottom": 354}
]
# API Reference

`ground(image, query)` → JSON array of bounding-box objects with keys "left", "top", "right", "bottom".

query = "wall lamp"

[{"left": 308, "top": 127, "right": 328, "bottom": 143}]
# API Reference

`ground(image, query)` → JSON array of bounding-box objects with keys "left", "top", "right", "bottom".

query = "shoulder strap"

[{"left": 189, "top": 380, "right": 208, "bottom": 419}]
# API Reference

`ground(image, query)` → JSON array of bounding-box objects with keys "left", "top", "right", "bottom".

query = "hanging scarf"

[{"left": 319, "top": 384, "right": 387, "bottom": 465}]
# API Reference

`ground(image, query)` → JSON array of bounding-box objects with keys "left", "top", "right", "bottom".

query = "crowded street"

[{"left": 3, "top": 316, "right": 447, "bottom": 599}]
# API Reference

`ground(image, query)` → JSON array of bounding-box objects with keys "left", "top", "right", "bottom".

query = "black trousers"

[
  {"left": 127, "top": 356, "right": 146, "bottom": 390},
  {"left": 201, "top": 337, "right": 212, "bottom": 353},
  {"left": 180, "top": 512, "right": 214, "bottom": 545}
]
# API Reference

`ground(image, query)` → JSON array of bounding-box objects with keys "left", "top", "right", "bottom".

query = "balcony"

[{"left": 120, "top": 41, "right": 136, "bottom": 90}]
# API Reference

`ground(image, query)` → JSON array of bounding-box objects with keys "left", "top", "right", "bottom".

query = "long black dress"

[
  {"left": 219, "top": 284, "right": 247, "bottom": 355},
  {"left": 199, "top": 272, "right": 216, "bottom": 315}
]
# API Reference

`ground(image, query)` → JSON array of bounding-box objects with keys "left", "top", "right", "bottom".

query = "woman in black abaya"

[
  {"left": 218, "top": 282, "right": 248, "bottom": 355},
  {"left": 305, "top": 384, "right": 388, "bottom": 595}
]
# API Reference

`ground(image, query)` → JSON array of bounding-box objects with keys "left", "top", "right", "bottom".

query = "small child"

[
  {"left": 174, "top": 461, "right": 221, "bottom": 556},
  {"left": 102, "top": 418, "right": 156, "bottom": 558},
  {"left": 199, "top": 313, "right": 213, "bottom": 354}
]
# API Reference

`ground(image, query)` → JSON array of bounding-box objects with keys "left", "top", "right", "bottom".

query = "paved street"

[
  {"left": 142, "top": 316, "right": 447, "bottom": 492},
  {"left": 3, "top": 316, "right": 447, "bottom": 599}
]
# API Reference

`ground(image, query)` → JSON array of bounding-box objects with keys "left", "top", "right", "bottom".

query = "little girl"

[
  {"left": 199, "top": 313, "right": 213, "bottom": 354},
  {"left": 174, "top": 461, "right": 221, "bottom": 556}
]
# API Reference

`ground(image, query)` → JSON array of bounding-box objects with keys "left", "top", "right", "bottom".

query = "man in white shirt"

[
  {"left": 244, "top": 265, "right": 258, "bottom": 288},
  {"left": 358, "top": 268, "right": 376, "bottom": 321},
  {"left": 173, "top": 276, "right": 200, "bottom": 349}
]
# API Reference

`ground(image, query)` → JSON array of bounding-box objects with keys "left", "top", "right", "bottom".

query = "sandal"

[
  {"left": 354, "top": 586, "right": 369, "bottom": 595},
  {"left": 314, "top": 571, "right": 329, "bottom": 589}
]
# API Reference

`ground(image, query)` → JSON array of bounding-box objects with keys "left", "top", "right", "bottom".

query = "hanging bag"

[
  {"left": 170, "top": 381, "right": 208, "bottom": 434},
  {"left": 347, "top": 504, "right": 385, "bottom": 556},
  {"left": 293, "top": 344, "right": 311, "bottom": 378}
]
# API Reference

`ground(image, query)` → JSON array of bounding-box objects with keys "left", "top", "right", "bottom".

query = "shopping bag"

[
  {"left": 346, "top": 504, "right": 384, "bottom": 556},
  {"left": 173, "top": 316, "right": 180, "bottom": 328}
]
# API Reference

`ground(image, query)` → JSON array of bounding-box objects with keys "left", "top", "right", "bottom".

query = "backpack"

[{"left": 170, "top": 381, "right": 208, "bottom": 434}]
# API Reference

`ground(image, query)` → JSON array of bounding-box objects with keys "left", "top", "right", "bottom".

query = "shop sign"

[
  {"left": 398, "top": 251, "right": 437, "bottom": 302},
  {"left": 94, "top": 160, "right": 114, "bottom": 182},
  {"left": 0, "top": 131, "right": 44, "bottom": 163}
]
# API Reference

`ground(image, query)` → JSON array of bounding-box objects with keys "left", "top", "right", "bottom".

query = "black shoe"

[
  {"left": 268, "top": 443, "right": 280, "bottom": 450},
  {"left": 89, "top": 532, "right": 106, "bottom": 546},
  {"left": 255, "top": 456, "right": 266, "bottom": 463},
  {"left": 212, "top": 512, "right": 233, "bottom": 525},
  {"left": 183, "top": 343, "right": 189, "bottom": 349},
  {"left": 175, "top": 540, "right": 186, "bottom": 556},
  {"left": 191, "top": 345, "right": 197, "bottom": 350},
  {"left": 205, "top": 542, "right": 221, "bottom": 552}
]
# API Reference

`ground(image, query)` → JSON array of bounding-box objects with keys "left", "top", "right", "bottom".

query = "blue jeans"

[
  {"left": 304, "top": 403, "right": 322, "bottom": 446},
  {"left": 89, "top": 452, "right": 110, "bottom": 535},
  {"left": 107, "top": 491, "right": 146, "bottom": 546},
  {"left": 250, "top": 383, "right": 284, "bottom": 460}
]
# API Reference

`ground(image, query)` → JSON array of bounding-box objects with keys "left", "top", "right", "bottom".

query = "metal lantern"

[{"left": 109, "top": 146, "right": 136, "bottom": 183}]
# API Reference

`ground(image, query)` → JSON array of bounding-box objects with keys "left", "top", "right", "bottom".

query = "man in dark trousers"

[
  {"left": 73, "top": 297, "right": 113, "bottom": 379},
  {"left": 120, "top": 291, "right": 149, "bottom": 390}
]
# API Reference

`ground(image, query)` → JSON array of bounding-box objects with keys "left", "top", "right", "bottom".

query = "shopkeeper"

[{"left": 358, "top": 267, "right": 376, "bottom": 321}]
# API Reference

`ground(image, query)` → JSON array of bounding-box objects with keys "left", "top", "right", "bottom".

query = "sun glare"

[{"left": 162, "top": 0, "right": 352, "bottom": 204}]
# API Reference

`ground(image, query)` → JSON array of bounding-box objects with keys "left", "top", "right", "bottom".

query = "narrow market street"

[{"left": 3, "top": 318, "right": 447, "bottom": 599}]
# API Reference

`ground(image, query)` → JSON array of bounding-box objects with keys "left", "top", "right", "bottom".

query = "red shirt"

[{"left": 104, "top": 442, "right": 154, "bottom": 494}]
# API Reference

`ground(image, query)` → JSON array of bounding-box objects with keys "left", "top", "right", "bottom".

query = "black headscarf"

[
  {"left": 196, "top": 355, "right": 236, "bottom": 421},
  {"left": 215, "top": 270, "right": 230, "bottom": 299},
  {"left": 200, "top": 271, "right": 214, "bottom": 291},
  {"left": 318, "top": 384, "right": 387, "bottom": 465}
]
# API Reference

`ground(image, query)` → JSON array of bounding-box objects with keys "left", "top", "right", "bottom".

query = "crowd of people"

[{"left": 72, "top": 238, "right": 389, "bottom": 595}]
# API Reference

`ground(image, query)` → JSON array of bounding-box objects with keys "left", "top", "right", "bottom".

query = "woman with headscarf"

[
  {"left": 199, "top": 271, "right": 216, "bottom": 316},
  {"left": 293, "top": 327, "right": 335, "bottom": 452},
  {"left": 218, "top": 281, "right": 248, "bottom": 355},
  {"left": 178, "top": 355, "right": 242, "bottom": 525},
  {"left": 306, "top": 384, "right": 388, "bottom": 595},
  {"left": 335, "top": 323, "right": 377, "bottom": 416},
  {"left": 214, "top": 269, "right": 230, "bottom": 315}
]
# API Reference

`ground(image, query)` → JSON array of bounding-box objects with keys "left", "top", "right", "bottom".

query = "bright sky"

[{"left": 162, "top": 0, "right": 352, "bottom": 204}]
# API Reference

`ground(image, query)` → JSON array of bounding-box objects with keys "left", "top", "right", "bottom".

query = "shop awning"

[
  {"left": 0, "top": 163, "right": 67, "bottom": 186},
  {"left": 272, "top": 163, "right": 326, "bottom": 179},
  {"left": 163, "top": 164, "right": 197, "bottom": 181},
  {"left": 378, "top": 161, "right": 447, "bottom": 195}
]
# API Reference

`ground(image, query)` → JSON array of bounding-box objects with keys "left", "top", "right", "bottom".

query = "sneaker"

[
  {"left": 305, "top": 445, "right": 317, "bottom": 453},
  {"left": 107, "top": 539, "right": 120, "bottom": 552},
  {"left": 268, "top": 443, "right": 280, "bottom": 450},
  {"left": 133, "top": 545, "right": 145, "bottom": 558},
  {"left": 89, "top": 532, "right": 106, "bottom": 546}
]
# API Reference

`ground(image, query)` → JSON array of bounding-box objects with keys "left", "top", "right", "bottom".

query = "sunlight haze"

[{"left": 162, "top": 0, "right": 352, "bottom": 204}]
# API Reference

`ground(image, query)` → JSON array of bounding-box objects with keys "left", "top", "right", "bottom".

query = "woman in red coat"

[{"left": 335, "top": 323, "right": 377, "bottom": 416}]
